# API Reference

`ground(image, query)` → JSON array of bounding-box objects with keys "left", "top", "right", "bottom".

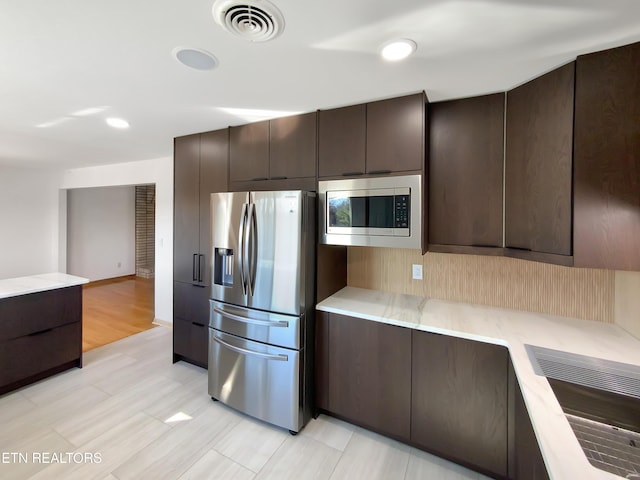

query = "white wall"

[
  {"left": 62, "top": 157, "right": 173, "bottom": 323},
  {"left": 67, "top": 186, "right": 136, "bottom": 281},
  {"left": 0, "top": 167, "right": 62, "bottom": 279}
]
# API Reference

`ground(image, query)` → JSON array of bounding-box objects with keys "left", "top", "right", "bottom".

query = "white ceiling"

[{"left": 1, "top": 0, "right": 639, "bottom": 169}]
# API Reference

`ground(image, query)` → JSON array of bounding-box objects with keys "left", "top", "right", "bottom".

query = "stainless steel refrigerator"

[{"left": 208, "top": 190, "right": 316, "bottom": 433}]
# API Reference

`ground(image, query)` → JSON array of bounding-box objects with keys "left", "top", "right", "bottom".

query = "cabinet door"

[
  {"left": 315, "top": 310, "right": 329, "bottom": 411},
  {"left": 270, "top": 112, "right": 317, "bottom": 179},
  {"left": 574, "top": 42, "right": 640, "bottom": 271},
  {"left": 199, "top": 129, "right": 229, "bottom": 286},
  {"left": 173, "top": 318, "right": 208, "bottom": 368},
  {"left": 318, "top": 104, "right": 366, "bottom": 177},
  {"left": 173, "top": 281, "right": 209, "bottom": 368},
  {"left": 411, "top": 331, "right": 508, "bottom": 477},
  {"left": 174, "top": 134, "right": 201, "bottom": 284},
  {"left": 366, "top": 93, "right": 424, "bottom": 174},
  {"left": 229, "top": 120, "right": 269, "bottom": 182},
  {"left": 328, "top": 313, "right": 411, "bottom": 439},
  {"left": 514, "top": 379, "right": 550, "bottom": 480},
  {"left": 505, "top": 62, "right": 574, "bottom": 259},
  {"left": 429, "top": 93, "right": 504, "bottom": 250}
]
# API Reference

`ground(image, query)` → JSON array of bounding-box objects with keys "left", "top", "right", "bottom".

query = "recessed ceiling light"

[
  {"left": 71, "top": 106, "right": 108, "bottom": 117},
  {"left": 219, "top": 107, "right": 301, "bottom": 122},
  {"left": 381, "top": 39, "right": 417, "bottom": 61},
  {"left": 172, "top": 47, "right": 219, "bottom": 71},
  {"left": 36, "top": 117, "right": 72, "bottom": 128},
  {"left": 106, "top": 117, "right": 130, "bottom": 129}
]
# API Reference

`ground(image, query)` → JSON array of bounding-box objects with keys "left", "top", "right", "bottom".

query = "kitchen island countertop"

[
  {"left": 317, "top": 286, "right": 640, "bottom": 480},
  {"left": 0, "top": 272, "right": 89, "bottom": 299}
]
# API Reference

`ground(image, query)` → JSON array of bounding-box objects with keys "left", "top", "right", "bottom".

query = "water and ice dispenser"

[{"left": 213, "top": 248, "right": 234, "bottom": 287}]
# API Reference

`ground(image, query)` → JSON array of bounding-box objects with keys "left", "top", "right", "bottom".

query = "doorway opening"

[{"left": 66, "top": 184, "right": 156, "bottom": 351}]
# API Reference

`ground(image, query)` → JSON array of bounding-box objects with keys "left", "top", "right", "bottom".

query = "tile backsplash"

[{"left": 347, "top": 247, "right": 617, "bottom": 324}]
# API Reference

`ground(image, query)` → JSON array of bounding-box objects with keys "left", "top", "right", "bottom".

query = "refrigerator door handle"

[
  {"left": 247, "top": 202, "right": 258, "bottom": 295},
  {"left": 212, "top": 334, "right": 288, "bottom": 362},
  {"left": 244, "top": 202, "right": 255, "bottom": 296},
  {"left": 212, "top": 306, "right": 289, "bottom": 328},
  {"left": 239, "top": 203, "right": 248, "bottom": 295}
]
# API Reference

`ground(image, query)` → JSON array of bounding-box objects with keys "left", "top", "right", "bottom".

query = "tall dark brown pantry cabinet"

[{"left": 173, "top": 129, "right": 228, "bottom": 367}]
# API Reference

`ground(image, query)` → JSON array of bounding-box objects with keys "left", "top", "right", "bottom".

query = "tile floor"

[{"left": 0, "top": 326, "right": 490, "bottom": 480}]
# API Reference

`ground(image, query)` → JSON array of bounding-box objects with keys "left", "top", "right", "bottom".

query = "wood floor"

[
  {"left": 0, "top": 327, "right": 489, "bottom": 480},
  {"left": 82, "top": 275, "right": 156, "bottom": 352}
]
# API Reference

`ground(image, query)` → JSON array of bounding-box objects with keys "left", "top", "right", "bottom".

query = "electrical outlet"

[{"left": 412, "top": 264, "right": 423, "bottom": 280}]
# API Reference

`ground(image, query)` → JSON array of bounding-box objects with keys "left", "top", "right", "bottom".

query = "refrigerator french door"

[{"left": 208, "top": 190, "right": 315, "bottom": 433}]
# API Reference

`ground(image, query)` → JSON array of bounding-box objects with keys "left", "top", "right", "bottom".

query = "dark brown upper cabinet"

[
  {"left": 366, "top": 93, "right": 425, "bottom": 174},
  {"left": 318, "top": 92, "right": 426, "bottom": 178},
  {"left": 318, "top": 104, "right": 366, "bottom": 177},
  {"left": 269, "top": 112, "right": 317, "bottom": 180},
  {"left": 229, "top": 120, "right": 270, "bottom": 182},
  {"left": 573, "top": 41, "right": 640, "bottom": 271},
  {"left": 229, "top": 113, "right": 317, "bottom": 189},
  {"left": 429, "top": 93, "right": 505, "bottom": 253},
  {"left": 505, "top": 62, "right": 575, "bottom": 265}
]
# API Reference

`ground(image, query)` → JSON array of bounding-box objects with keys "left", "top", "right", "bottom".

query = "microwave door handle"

[{"left": 238, "top": 203, "right": 248, "bottom": 295}]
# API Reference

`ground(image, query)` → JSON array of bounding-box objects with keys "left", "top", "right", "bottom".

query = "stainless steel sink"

[{"left": 526, "top": 345, "right": 640, "bottom": 479}]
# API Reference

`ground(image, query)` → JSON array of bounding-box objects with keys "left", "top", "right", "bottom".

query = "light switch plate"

[{"left": 412, "top": 264, "right": 423, "bottom": 280}]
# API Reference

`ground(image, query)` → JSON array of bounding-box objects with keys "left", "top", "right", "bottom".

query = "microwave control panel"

[{"left": 394, "top": 195, "right": 410, "bottom": 228}]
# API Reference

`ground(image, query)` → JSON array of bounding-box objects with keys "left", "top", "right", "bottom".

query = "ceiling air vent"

[{"left": 212, "top": 0, "right": 285, "bottom": 42}]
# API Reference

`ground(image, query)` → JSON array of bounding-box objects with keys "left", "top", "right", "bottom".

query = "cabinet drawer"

[
  {"left": 0, "top": 322, "right": 81, "bottom": 386},
  {"left": 0, "top": 286, "right": 82, "bottom": 342},
  {"left": 173, "top": 317, "right": 208, "bottom": 367},
  {"left": 173, "top": 281, "right": 210, "bottom": 325}
]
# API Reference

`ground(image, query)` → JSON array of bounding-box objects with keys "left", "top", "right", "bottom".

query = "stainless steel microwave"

[{"left": 318, "top": 174, "right": 422, "bottom": 249}]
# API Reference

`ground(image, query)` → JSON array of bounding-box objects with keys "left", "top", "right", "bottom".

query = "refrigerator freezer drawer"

[
  {"left": 209, "top": 300, "right": 302, "bottom": 350},
  {"left": 208, "top": 330, "right": 302, "bottom": 432}
]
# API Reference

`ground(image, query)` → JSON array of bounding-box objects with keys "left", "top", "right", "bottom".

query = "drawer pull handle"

[
  {"left": 28, "top": 328, "right": 53, "bottom": 336},
  {"left": 192, "top": 322, "right": 205, "bottom": 327}
]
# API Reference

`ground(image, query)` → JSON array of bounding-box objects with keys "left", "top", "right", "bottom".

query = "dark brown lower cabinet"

[
  {"left": 514, "top": 376, "right": 550, "bottom": 480},
  {"left": 315, "top": 313, "right": 552, "bottom": 479},
  {"left": 173, "top": 281, "right": 209, "bottom": 368},
  {"left": 315, "top": 311, "right": 330, "bottom": 411},
  {"left": 173, "top": 317, "right": 208, "bottom": 368},
  {"left": 411, "top": 331, "right": 509, "bottom": 478},
  {"left": 326, "top": 313, "right": 412, "bottom": 439},
  {"left": 0, "top": 286, "right": 82, "bottom": 395}
]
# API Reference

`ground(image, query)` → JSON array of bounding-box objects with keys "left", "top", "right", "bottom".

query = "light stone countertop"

[
  {"left": 317, "top": 286, "right": 640, "bottom": 480},
  {"left": 0, "top": 272, "right": 89, "bottom": 299}
]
